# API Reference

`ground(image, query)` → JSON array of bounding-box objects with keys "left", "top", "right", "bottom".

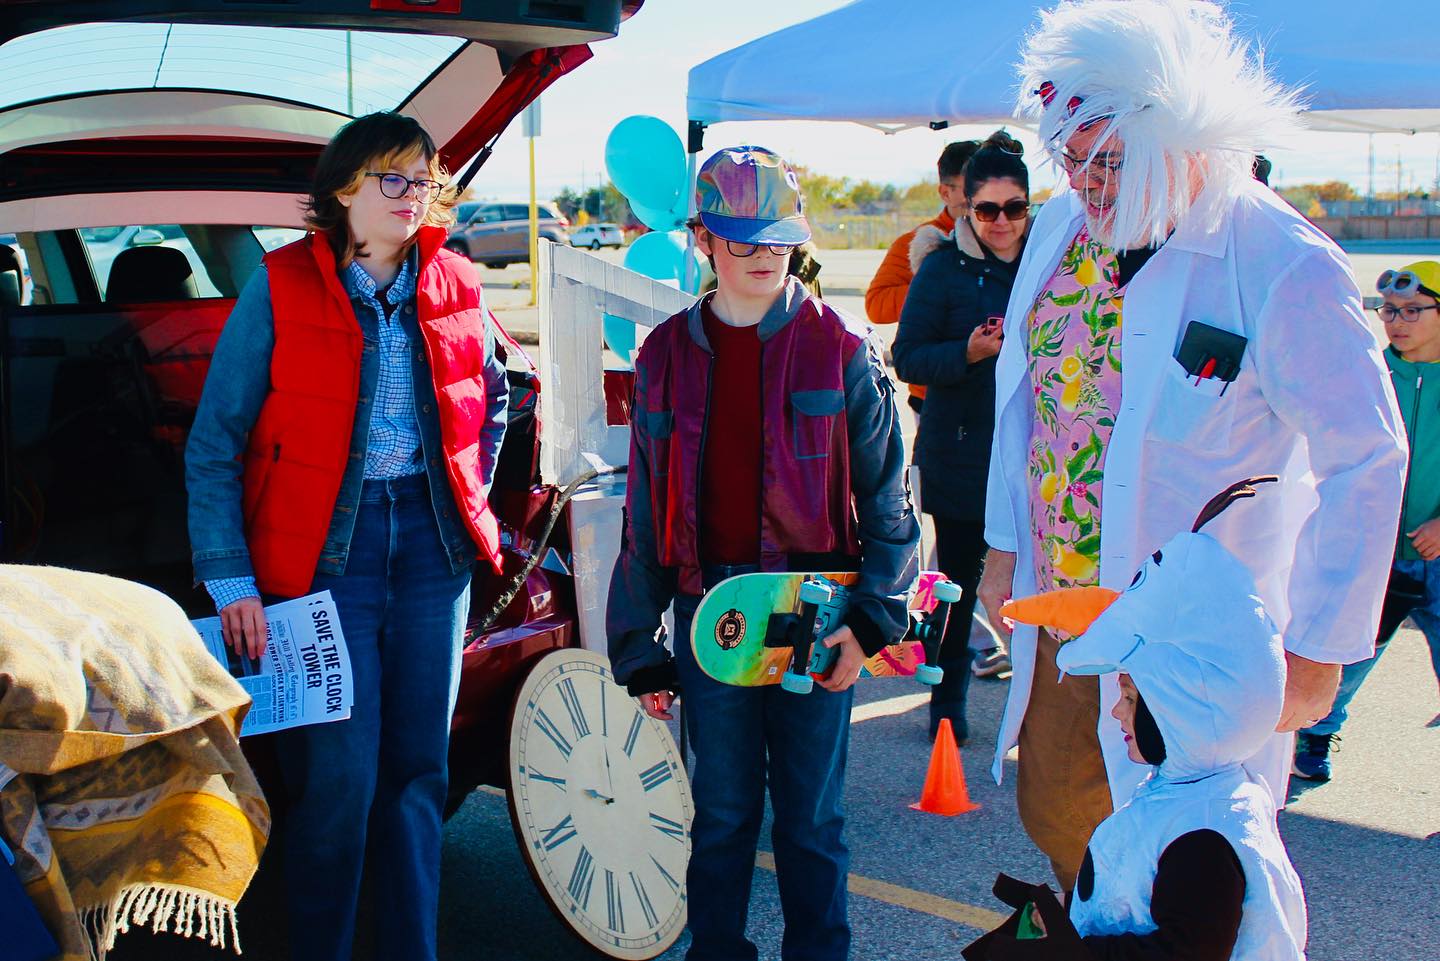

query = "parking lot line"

[{"left": 754, "top": 851, "right": 1007, "bottom": 931}]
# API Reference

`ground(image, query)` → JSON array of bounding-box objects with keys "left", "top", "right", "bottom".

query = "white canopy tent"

[{"left": 687, "top": 0, "right": 1440, "bottom": 136}]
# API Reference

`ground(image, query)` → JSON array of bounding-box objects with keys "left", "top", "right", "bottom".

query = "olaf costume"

[{"left": 968, "top": 482, "right": 1307, "bottom": 960}]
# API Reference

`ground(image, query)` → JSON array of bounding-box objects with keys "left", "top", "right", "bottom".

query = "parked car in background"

[
  {"left": 447, "top": 200, "right": 569, "bottom": 267},
  {"left": 569, "top": 222, "right": 624, "bottom": 250}
]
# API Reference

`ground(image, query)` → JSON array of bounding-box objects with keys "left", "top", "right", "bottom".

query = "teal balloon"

[
  {"left": 630, "top": 198, "right": 687, "bottom": 232},
  {"left": 623, "top": 230, "right": 689, "bottom": 283},
  {"left": 624, "top": 230, "right": 708, "bottom": 296},
  {"left": 605, "top": 116, "right": 686, "bottom": 212},
  {"left": 602, "top": 313, "right": 639, "bottom": 368}
]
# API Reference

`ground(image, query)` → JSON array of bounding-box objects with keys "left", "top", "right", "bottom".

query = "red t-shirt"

[{"left": 699, "top": 302, "right": 763, "bottom": 565}]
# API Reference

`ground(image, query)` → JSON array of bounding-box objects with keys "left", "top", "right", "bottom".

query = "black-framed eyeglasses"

[
  {"left": 1377, "top": 303, "right": 1440, "bottom": 323},
  {"left": 1058, "top": 149, "right": 1123, "bottom": 180},
  {"left": 971, "top": 200, "right": 1030, "bottom": 223},
  {"left": 367, "top": 172, "right": 443, "bottom": 203},
  {"left": 724, "top": 240, "right": 797, "bottom": 258}
]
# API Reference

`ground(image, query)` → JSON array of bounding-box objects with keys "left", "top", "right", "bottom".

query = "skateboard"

[{"left": 690, "top": 571, "right": 963, "bottom": 694}]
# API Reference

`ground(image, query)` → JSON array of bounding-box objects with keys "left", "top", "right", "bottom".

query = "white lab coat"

[{"left": 984, "top": 177, "right": 1408, "bottom": 807}]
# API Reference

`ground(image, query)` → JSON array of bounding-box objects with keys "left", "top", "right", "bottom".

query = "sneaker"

[
  {"left": 928, "top": 713, "right": 969, "bottom": 747},
  {"left": 1291, "top": 732, "right": 1339, "bottom": 782},
  {"left": 972, "top": 647, "right": 1012, "bottom": 678}
]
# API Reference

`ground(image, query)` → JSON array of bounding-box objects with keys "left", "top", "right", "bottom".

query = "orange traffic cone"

[{"left": 909, "top": 719, "right": 980, "bottom": 816}]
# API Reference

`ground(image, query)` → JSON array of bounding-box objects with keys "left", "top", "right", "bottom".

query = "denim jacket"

[{"left": 186, "top": 251, "right": 509, "bottom": 587}]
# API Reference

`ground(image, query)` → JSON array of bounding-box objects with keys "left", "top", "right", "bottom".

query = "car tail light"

[
  {"left": 557, "top": 216, "right": 570, "bottom": 228},
  {"left": 371, "top": 0, "right": 462, "bottom": 12}
]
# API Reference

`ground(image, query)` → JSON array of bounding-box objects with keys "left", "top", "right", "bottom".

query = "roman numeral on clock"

[
  {"left": 600, "top": 676, "right": 609, "bottom": 736},
  {"left": 605, "top": 869, "right": 625, "bottom": 933},
  {"left": 541, "top": 815, "right": 577, "bottom": 851},
  {"left": 638, "top": 759, "right": 673, "bottom": 792},
  {"left": 534, "top": 707, "right": 573, "bottom": 758},
  {"left": 527, "top": 767, "right": 566, "bottom": 791},
  {"left": 623, "top": 710, "right": 643, "bottom": 757},
  {"left": 631, "top": 872, "right": 659, "bottom": 928},
  {"left": 649, "top": 811, "right": 686, "bottom": 843},
  {"left": 568, "top": 846, "right": 596, "bottom": 909},
  {"left": 558, "top": 677, "right": 590, "bottom": 738},
  {"left": 650, "top": 854, "right": 681, "bottom": 893}
]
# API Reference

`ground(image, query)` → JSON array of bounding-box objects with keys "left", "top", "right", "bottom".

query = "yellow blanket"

[{"left": 0, "top": 565, "right": 269, "bottom": 959}]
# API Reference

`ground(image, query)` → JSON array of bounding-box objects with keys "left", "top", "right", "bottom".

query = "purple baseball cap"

[{"left": 695, "top": 146, "right": 811, "bottom": 246}]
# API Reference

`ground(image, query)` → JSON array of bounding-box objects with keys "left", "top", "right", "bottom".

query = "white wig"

[{"left": 1017, "top": 0, "right": 1304, "bottom": 249}]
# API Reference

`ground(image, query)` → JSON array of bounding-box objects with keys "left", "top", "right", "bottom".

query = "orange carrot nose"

[{"left": 1000, "top": 586, "right": 1121, "bottom": 637}]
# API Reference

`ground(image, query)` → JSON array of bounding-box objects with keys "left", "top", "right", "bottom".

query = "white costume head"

[
  {"left": 1003, "top": 478, "right": 1287, "bottom": 779},
  {"left": 1017, "top": 0, "right": 1303, "bottom": 249},
  {"left": 1054, "top": 530, "right": 1286, "bottom": 778}
]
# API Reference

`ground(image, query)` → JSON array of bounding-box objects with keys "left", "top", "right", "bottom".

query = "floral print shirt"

[{"left": 1027, "top": 228, "right": 1124, "bottom": 594}]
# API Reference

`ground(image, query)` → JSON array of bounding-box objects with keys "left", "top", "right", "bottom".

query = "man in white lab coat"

[{"left": 974, "top": 0, "right": 1408, "bottom": 890}]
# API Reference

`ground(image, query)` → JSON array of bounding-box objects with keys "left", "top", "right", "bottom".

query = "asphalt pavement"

[{"left": 431, "top": 625, "right": 1440, "bottom": 961}]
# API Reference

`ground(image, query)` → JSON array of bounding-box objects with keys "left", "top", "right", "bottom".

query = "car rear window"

[
  {"left": 0, "top": 23, "right": 463, "bottom": 116},
  {"left": 78, "top": 225, "right": 222, "bottom": 300}
]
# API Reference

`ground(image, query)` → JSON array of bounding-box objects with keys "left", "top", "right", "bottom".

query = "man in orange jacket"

[{"left": 865, "top": 140, "right": 980, "bottom": 414}]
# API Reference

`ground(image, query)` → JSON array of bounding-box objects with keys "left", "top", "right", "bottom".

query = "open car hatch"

[{"left": 0, "top": 1, "right": 641, "bottom": 218}]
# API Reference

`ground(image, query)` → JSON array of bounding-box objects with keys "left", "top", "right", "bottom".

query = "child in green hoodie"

[{"left": 1292, "top": 260, "right": 1440, "bottom": 782}]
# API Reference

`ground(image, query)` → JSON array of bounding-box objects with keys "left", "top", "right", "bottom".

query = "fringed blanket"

[{"left": 0, "top": 565, "right": 269, "bottom": 959}]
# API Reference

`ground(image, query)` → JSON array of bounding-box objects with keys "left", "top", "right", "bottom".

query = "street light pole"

[{"left": 524, "top": 99, "right": 542, "bottom": 307}]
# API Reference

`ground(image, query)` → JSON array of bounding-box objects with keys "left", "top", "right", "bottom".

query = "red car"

[{"left": 0, "top": 3, "right": 689, "bottom": 958}]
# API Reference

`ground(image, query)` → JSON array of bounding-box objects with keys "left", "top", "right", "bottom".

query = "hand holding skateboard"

[
  {"left": 690, "top": 571, "right": 963, "bottom": 693},
  {"left": 815, "top": 625, "right": 865, "bottom": 692}
]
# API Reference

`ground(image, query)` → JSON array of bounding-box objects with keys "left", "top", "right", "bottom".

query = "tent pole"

[{"left": 683, "top": 121, "right": 706, "bottom": 294}]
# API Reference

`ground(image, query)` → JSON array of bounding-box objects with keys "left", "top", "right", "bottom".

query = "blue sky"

[{"left": 470, "top": 0, "right": 1440, "bottom": 205}]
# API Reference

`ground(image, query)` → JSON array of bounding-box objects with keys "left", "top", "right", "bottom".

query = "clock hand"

[{"left": 583, "top": 788, "right": 615, "bottom": 804}]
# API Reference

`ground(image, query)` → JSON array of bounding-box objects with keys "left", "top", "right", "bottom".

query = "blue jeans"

[
  {"left": 1307, "top": 558, "right": 1440, "bottom": 737},
  {"left": 273, "top": 474, "right": 472, "bottom": 961},
  {"left": 674, "top": 564, "right": 854, "bottom": 961}
]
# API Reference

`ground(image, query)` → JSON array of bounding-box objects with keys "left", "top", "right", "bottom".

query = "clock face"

[{"left": 509, "top": 649, "right": 691, "bottom": 960}]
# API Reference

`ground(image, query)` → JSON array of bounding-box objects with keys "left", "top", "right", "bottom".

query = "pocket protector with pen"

[{"left": 1175, "top": 321, "right": 1247, "bottom": 385}]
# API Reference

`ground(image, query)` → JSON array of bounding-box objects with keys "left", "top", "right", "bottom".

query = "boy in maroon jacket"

[{"left": 608, "top": 146, "right": 919, "bottom": 960}]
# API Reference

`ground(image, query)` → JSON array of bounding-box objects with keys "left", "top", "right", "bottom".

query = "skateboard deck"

[{"left": 690, "top": 571, "right": 960, "bottom": 692}]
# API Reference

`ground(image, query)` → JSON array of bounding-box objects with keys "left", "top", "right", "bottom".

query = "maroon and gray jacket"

[{"left": 607, "top": 277, "right": 921, "bottom": 691}]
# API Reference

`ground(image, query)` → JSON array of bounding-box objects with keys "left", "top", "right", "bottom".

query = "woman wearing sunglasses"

[
  {"left": 185, "top": 112, "right": 509, "bottom": 961},
  {"left": 1292, "top": 261, "right": 1440, "bottom": 782},
  {"left": 893, "top": 130, "right": 1031, "bottom": 742}
]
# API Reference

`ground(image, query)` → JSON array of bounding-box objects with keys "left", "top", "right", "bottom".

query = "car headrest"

[
  {"left": 107, "top": 245, "right": 199, "bottom": 302},
  {"left": 0, "top": 245, "right": 20, "bottom": 307}
]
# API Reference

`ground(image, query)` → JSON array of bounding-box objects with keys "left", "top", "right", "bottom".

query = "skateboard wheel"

[
  {"left": 915, "top": 664, "right": 945, "bottom": 685},
  {"left": 932, "top": 580, "right": 963, "bottom": 603},
  {"left": 799, "top": 580, "right": 834, "bottom": 605},
  {"left": 781, "top": 671, "right": 814, "bottom": 694}
]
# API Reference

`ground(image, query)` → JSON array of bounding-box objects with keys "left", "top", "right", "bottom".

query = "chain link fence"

[{"left": 809, "top": 209, "right": 936, "bottom": 250}]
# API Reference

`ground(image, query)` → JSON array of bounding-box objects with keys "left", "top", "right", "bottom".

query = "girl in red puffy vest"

[{"left": 185, "top": 112, "right": 508, "bottom": 961}]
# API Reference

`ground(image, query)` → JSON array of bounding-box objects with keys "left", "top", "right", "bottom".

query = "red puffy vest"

[{"left": 240, "top": 226, "right": 502, "bottom": 597}]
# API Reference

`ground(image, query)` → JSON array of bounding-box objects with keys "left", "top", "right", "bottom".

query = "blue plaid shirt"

[
  {"left": 207, "top": 253, "right": 428, "bottom": 612},
  {"left": 346, "top": 256, "right": 427, "bottom": 479}
]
